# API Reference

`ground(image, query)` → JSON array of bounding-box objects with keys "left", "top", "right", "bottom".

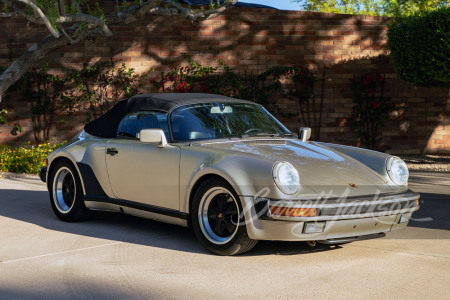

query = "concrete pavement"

[{"left": 0, "top": 172, "right": 449, "bottom": 299}]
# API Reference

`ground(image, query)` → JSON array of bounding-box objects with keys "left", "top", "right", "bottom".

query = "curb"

[{"left": 0, "top": 172, "right": 39, "bottom": 179}]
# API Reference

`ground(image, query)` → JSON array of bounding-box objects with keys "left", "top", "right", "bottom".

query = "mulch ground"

[{"left": 400, "top": 155, "right": 450, "bottom": 173}]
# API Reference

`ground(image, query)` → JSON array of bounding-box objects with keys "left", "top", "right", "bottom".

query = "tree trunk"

[{"left": 0, "top": 34, "right": 70, "bottom": 101}]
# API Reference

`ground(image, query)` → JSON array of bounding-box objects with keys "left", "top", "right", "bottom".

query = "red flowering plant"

[
  {"left": 347, "top": 72, "right": 392, "bottom": 150},
  {"left": 150, "top": 53, "right": 248, "bottom": 97},
  {"left": 151, "top": 65, "right": 193, "bottom": 93}
]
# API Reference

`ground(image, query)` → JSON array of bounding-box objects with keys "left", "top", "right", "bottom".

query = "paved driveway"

[{"left": 0, "top": 172, "right": 449, "bottom": 299}]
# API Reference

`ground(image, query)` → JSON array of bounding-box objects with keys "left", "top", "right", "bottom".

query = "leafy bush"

[
  {"left": 151, "top": 54, "right": 318, "bottom": 122},
  {"left": 0, "top": 108, "right": 7, "bottom": 124},
  {"left": 0, "top": 142, "right": 66, "bottom": 174},
  {"left": 22, "top": 64, "right": 64, "bottom": 143},
  {"left": 59, "top": 60, "right": 153, "bottom": 123},
  {"left": 2, "top": 54, "right": 318, "bottom": 144},
  {"left": 151, "top": 53, "right": 259, "bottom": 100},
  {"left": 346, "top": 72, "right": 394, "bottom": 150},
  {"left": 387, "top": 7, "right": 450, "bottom": 87}
]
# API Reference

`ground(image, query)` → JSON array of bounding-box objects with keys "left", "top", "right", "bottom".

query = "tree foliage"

[
  {"left": 0, "top": 0, "right": 238, "bottom": 101},
  {"left": 294, "top": 0, "right": 449, "bottom": 17},
  {"left": 387, "top": 7, "right": 450, "bottom": 87},
  {"left": 295, "top": 0, "right": 383, "bottom": 16},
  {"left": 385, "top": 0, "right": 449, "bottom": 17}
]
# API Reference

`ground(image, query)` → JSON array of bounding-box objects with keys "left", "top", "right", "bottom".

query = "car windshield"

[{"left": 170, "top": 102, "right": 292, "bottom": 141}]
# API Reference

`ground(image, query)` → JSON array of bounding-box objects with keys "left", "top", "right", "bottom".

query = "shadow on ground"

[
  {"left": 1, "top": 172, "right": 448, "bottom": 258},
  {"left": 408, "top": 192, "right": 450, "bottom": 231},
  {"left": 0, "top": 189, "right": 339, "bottom": 256}
]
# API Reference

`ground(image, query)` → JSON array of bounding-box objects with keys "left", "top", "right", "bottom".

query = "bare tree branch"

[
  {"left": 59, "top": 0, "right": 66, "bottom": 16},
  {"left": 0, "top": 24, "right": 101, "bottom": 98},
  {"left": 57, "top": 14, "right": 112, "bottom": 37},
  {"left": 2, "top": 0, "right": 41, "bottom": 22},
  {"left": 107, "top": 0, "right": 162, "bottom": 24},
  {"left": 0, "top": 0, "right": 239, "bottom": 101},
  {"left": 71, "top": 0, "right": 81, "bottom": 14},
  {"left": 0, "top": 12, "right": 17, "bottom": 17},
  {"left": 13, "top": 0, "right": 60, "bottom": 37},
  {"left": 152, "top": 0, "right": 238, "bottom": 21},
  {"left": 59, "top": 25, "right": 74, "bottom": 43}
]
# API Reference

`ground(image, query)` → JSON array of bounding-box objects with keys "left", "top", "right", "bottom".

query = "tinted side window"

[{"left": 116, "top": 111, "right": 169, "bottom": 139}]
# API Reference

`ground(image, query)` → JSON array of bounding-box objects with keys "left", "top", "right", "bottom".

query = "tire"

[
  {"left": 191, "top": 179, "right": 258, "bottom": 256},
  {"left": 49, "top": 160, "right": 95, "bottom": 222}
]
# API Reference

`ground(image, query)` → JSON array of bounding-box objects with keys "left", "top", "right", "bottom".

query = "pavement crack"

[{"left": 1, "top": 241, "right": 123, "bottom": 264}]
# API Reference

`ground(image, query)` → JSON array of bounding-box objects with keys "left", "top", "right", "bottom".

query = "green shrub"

[
  {"left": 387, "top": 7, "right": 450, "bottom": 87},
  {"left": 0, "top": 142, "right": 66, "bottom": 174},
  {"left": 0, "top": 109, "right": 7, "bottom": 124}
]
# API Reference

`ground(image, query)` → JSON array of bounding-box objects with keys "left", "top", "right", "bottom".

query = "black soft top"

[{"left": 84, "top": 93, "right": 254, "bottom": 138}]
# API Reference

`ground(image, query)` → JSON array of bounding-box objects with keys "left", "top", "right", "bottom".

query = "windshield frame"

[{"left": 167, "top": 102, "right": 293, "bottom": 143}]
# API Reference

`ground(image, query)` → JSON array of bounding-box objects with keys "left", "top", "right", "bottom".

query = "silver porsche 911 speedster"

[{"left": 40, "top": 93, "right": 420, "bottom": 255}]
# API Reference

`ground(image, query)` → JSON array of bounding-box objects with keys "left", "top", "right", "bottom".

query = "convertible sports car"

[{"left": 40, "top": 93, "right": 420, "bottom": 255}]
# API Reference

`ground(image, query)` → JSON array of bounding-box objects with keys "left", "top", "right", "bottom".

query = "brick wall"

[{"left": 0, "top": 7, "right": 449, "bottom": 153}]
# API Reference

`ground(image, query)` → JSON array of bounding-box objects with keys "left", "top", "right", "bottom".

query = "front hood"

[{"left": 199, "top": 139, "right": 393, "bottom": 196}]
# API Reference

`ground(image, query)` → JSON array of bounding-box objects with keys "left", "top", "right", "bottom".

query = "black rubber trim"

[
  {"left": 253, "top": 197, "right": 271, "bottom": 220},
  {"left": 261, "top": 190, "right": 419, "bottom": 203},
  {"left": 76, "top": 162, "right": 108, "bottom": 198},
  {"left": 317, "top": 232, "right": 386, "bottom": 245},
  {"left": 83, "top": 195, "right": 188, "bottom": 220},
  {"left": 319, "top": 199, "right": 417, "bottom": 216},
  {"left": 38, "top": 167, "right": 47, "bottom": 183}
]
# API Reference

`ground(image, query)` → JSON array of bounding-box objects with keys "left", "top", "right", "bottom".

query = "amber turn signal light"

[{"left": 270, "top": 206, "right": 317, "bottom": 217}]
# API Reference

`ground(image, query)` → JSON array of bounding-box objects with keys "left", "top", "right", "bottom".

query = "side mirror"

[
  {"left": 140, "top": 129, "right": 168, "bottom": 148},
  {"left": 299, "top": 127, "right": 311, "bottom": 142}
]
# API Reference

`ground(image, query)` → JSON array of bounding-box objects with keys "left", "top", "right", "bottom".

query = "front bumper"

[
  {"left": 38, "top": 167, "right": 47, "bottom": 183},
  {"left": 242, "top": 190, "right": 420, "bottom": 241}
]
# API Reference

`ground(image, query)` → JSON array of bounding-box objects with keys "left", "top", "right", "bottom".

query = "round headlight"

[
  {"left": 387, "top": 156, "right": 409, "bottom": 185},
  {"left": 273, "top": 161, "right": 300, "bottom": 195}
]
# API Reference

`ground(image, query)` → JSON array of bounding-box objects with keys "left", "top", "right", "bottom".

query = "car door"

[{"left": 105, "top": 111, "right": 180, "bottom": 210}]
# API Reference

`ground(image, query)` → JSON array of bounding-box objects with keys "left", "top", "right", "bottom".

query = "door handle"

[{"left": 106, "top": 148, "right": 119, "bottom": 156}]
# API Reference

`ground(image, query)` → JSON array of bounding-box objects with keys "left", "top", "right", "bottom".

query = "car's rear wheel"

[
  {"left": 191, "top": 179, "right": 257, "bottom": 255},
  {"left": 49, "top": 160, "right": 94, "bottom": 222}
]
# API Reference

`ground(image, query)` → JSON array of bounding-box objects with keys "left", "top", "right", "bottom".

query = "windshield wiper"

[
  {"left": 280, "top": 132, "right": 295, "bottom": 137},
  {"left": 241, "top": 131, "right": 279, "bottom": 138},
  {"left": 222, "top": 134, "right": 241, "bottom": 139},
  {"left": 241, "top": 131, "right": 295, "bottom": 139}
]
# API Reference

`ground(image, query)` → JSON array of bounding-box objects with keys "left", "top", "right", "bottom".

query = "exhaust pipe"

[{"left": 306, "top": 241, "right": 316, "bottom": 247}]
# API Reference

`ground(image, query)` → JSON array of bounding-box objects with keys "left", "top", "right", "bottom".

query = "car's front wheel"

[
  {"left": 191, "top": 179, "right": 257, "bottom": 255},
  {"left": 49, "top": 160, "right": 94, "bottom": 222}
]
